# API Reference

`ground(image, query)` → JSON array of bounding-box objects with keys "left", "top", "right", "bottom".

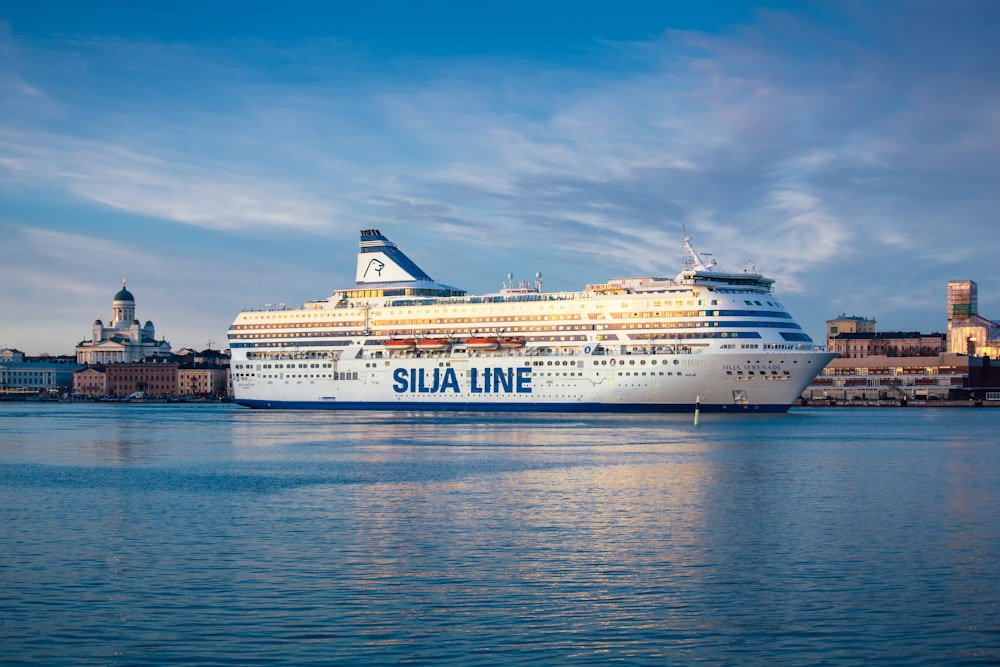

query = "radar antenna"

[{"left": 682, "top": 227, "right": 716, "bottom": 271}]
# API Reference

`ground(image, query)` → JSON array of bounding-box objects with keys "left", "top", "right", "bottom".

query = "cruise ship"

[{"left": 228, "top": 229, "right": 834, "bottom": 412}]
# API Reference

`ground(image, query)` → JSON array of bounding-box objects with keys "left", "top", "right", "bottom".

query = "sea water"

[{"left": 1, "top": 402, "right": 998, "bottom": 665}]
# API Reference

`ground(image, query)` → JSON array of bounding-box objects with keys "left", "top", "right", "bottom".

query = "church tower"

[{"left": 111, "top": 279, "right": 136, "bottom": 327}]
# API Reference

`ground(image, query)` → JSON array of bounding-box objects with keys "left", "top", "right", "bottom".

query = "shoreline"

[{"left": 801, "top": 398, "right": 1000, "bottom": 408}]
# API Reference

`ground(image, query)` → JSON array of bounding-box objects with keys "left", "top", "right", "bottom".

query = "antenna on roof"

[{"left": 682, "top": 226, "right": 716, "bottom": 271}]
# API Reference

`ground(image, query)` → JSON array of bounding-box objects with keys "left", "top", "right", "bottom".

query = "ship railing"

[{"left": 385, "top": 291, "right": 588, "bottom": 309}]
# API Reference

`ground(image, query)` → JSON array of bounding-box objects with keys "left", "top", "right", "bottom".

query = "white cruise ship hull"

[{"left": 232, "top": 349, "right": 834, "bottom": 413}]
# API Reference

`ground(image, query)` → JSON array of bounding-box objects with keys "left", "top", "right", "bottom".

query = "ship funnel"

[{"left": 355, "top": 229, "right": 435, "bottom": 285}]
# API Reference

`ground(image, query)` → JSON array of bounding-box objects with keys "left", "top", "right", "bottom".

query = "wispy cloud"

[
  {"left": 2, "top": 3, "right": 1000, "bottom": 352},
  {"left": 0, "top": 129, "right": 342, "bottom": 233}
]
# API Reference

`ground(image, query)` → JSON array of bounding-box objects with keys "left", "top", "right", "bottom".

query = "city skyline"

[{"left": 2, "top": 1, "right": 1000, "bottom": 355}]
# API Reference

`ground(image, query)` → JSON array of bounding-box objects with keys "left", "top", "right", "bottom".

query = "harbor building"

[
  {"left": 74, "top": 367, "right": 108, "bottom": 398},
  {"left": 1, "top": 360, "right": 84, "bottom": 399},
  {"left": 826, "top": 315, "right": 944, "bottom": 358},
  {"left": 176, "top": 348, "right": 231, "bottom": 398},
  {"left": 72, "top": 349, "right": 232, "bottom": 400},
  {"left": 75, "top": 280, "right": 172, "bottom": 365},
  {"left": 946, "top": 280, "right": 1000, "bottom": 358},
  {"left": 806, "top": 280, "right": 1000, "bottom": 403},
  {"left": 805, "top": 352, "right": 992, "bottom": 403},
  {"left": 104, "top": 362, "right": 180, "bottom": 398},
  {"left": 178, "top": 367, "right": 229, "bottom": 398}
]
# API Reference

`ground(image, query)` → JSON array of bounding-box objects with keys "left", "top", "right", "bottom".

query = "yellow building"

[
  {"left": 826, "top": 314, "right": 877, "bottom": 349},
  {"left": 946, "top": 280, "right": 1000, "bottom": 358},
  {"left": 178, "top": 367, "right": 229, "bottom": 398}
]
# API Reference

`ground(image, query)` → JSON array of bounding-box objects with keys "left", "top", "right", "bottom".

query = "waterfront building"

[
  {"left": 827, "top": 314, "right": 943, "bottom": 359},
  {"left": 828, "top": 331, "right": 945, "bottom": 359},
  {"left": 946, "top": 280, "right": 1000, "bottom": 358},
  {"left": 105, "top": 362, "right": 179, "bottom": 398},
  {"left": 176, "top": 348, "right": 231, "bottom": 398},
  {"left": 71, "top": 349, "right": 232, "bottom": 399},
  {"left": 73, "top": 367, "right": 107, "bottom": 398},
  {"left": 808, "top": 279, "right": 1000, "bottom": 403},
  {"left": 178, "top": 367, "right": 229, "bottom": 398},
  {"left": 1, "top": 361, "right": 84, "bottom": 396},
  {"left": 76, "top": 280, "right": 172, "bottom": 364},
  {"left": 805, "top": 352, "right": 1000, "bottom": 403}
]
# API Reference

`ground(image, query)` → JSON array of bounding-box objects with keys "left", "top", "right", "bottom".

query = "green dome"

[{"left": 114, "top": 279, "right": 135, "bottom": 302}]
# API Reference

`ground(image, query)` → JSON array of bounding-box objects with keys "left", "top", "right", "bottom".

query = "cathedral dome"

[
  {"left": 114, "top": 287, "right": 135, "bottom": 302},
  {"left": 113, "top": 279, "right": 135, "bottom": 302},
  {"left": 94, "top": 318, "right": 103, "bottom": 325}
]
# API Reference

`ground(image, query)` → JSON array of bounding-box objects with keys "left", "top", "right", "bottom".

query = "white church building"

[{"left": 76, "top": 280, "right": 172, "bottom": 364}]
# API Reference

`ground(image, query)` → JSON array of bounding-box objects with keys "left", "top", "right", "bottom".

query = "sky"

[{"left": 2, "top": 1, "right": 999, "bottom": 355}]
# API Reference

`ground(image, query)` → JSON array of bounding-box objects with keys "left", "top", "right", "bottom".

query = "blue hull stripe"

[{"left": 234, "top": 399, "right": 789, "bottom": 414}]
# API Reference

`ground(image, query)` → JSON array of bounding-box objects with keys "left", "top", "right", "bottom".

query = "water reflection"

[{"left": 2, "top": 404, "right": 999, "bottom": 663}]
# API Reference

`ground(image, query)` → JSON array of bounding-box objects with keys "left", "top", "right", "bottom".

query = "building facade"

[
  {"left": 73, "top": 367, "right": 108, "bottom": 398},
  {"left": 71, "top": 349, "right": 232, "bottom": 400},
  {"left": 178, "top": 367, "right": 229, "bottom": 398},
  {"left": 827, "top": 314, "right": 944, "bottom": 359},
  {"left": 826, "top": 314, "right": 877, "bottom": 347},
  {"left": 105, "top": 362, "right": 180, "bottom": 398},
  {"left": 804, "top": 352, "right": 1000, "bottom": 402},
  {"left": 0, "top": 348, "right": 25, "bottom": 362},
  {"left": 1, "top": 361, "right": 84, "bottom": 395},
  {"left": 828, "top": 331, "right": 945, "bottom": 359},
  {"left": 808, "top": 279, "right": 1000, "bottom": 402},
  {"left": 946, "top": 280, "right": 1000, "bottom": 358},
  {"left": 76, "top": 280, "right": 172, "bottom": 364}
]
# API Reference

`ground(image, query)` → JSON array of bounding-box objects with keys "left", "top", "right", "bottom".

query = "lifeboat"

[
  {"left": 416, "top": 338, "right": 451, "bottom": 351},
  {"left": 384, "top": 339, "right": 416, "bottom": 351},
  {"left": 499, "top": 336, "right": 526, "bottom": 348},
  {"left": 465, "top": 336, "right": 500, "bottom": 350}
]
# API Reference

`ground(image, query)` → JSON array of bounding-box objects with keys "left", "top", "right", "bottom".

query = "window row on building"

[{"left": 73, "top": 363, "right": 230, "bottom": 399}]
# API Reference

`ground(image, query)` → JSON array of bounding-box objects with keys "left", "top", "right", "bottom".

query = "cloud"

[
  {"left": 3, "top": 3, "right": 1000, "bottom": 353},
  {"left": 0, "top": 129, "right": 342, "bottom": 233}
]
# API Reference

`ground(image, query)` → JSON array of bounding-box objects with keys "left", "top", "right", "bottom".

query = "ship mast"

[{"left": 682, "top": 227, "right": 716, "bottom": 272}]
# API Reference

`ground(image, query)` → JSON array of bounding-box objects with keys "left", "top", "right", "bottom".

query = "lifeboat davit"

[
  {"left": 465, "top": 337, "right": 500, "bottom": 350},
  {"left": 499, "top": 336, "right": 526, "bottom": 348},
  {"left": 416, "top": 338, "right": 451, "bottom": 351}
]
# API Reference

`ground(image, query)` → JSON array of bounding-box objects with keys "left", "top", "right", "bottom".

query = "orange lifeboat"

[
  {"left": 499, "top": 336, "right": 526, "bottom": 348},
  {"left": 385, "top": 339, "right": 416, "bottom": 352},
  {"left": 416, "top": 338, "right": 451, "bottom": 351},
  {"left": 465, "top": 336, "right": 500, "bottom": 350}
]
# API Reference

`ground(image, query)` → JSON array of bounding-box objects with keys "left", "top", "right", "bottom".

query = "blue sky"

[{"left": 2, "top": 1, "right": 999, "bottom": 355}]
